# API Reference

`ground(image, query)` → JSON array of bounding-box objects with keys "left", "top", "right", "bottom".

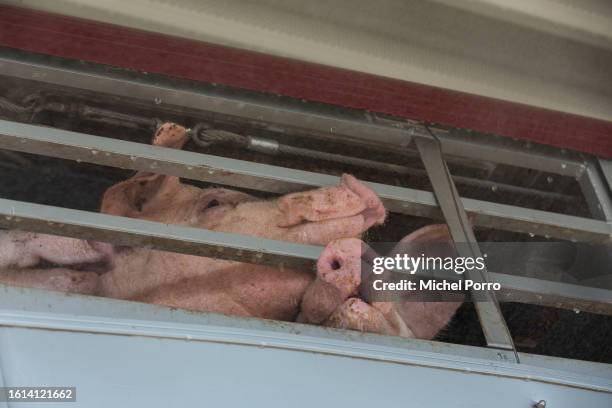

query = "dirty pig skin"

[{"left": 0, "top": 123, "right": 460, "bottom": 339}]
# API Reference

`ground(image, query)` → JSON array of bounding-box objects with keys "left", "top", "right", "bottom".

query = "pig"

[
  {"left": 0, "top": 123, "right": 460, "bottom": 339},
  {"left": 0, "top": 232, "right": 111, "bottom": 293},
  {"left": 298, "top": 224, "right": 461, "bottom": 339}
]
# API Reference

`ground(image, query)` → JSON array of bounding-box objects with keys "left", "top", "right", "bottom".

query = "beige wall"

[{"left": 8, "top": 0, "right": 612, "bottom": 122}]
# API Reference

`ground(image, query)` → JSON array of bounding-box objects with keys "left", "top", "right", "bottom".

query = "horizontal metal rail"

[
  {"left": 0, "top": 52, "right": 586, "bottom": 177},
  {"left": 0, "top": 198, "right": 610, "bottom": 315},
  {"left": 0, "top": 198, "right": 320, "bottom": 271},
  {"left": 493, "top": 273, "right": 612, "bottom": 316},
  {"left": 0, "top": 119, "right": 609, "bottom": 243}
]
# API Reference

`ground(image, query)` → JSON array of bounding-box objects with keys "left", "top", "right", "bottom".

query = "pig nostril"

[
  {"left": 331, "top": 259, "right": 341, "bottom": 270},
  {"left": 205, "top": 199, "right": 220, "bottom": 209}
]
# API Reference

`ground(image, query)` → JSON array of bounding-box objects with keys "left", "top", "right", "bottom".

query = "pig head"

[{"left": 298, "top": 224, "right": 462, "bottom": 339}]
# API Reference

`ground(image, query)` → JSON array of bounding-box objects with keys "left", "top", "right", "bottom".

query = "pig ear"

[
  {"left": 100, "top": 173, "right": 175, "bottom": 217},
  {"left": 340, "top": 174, "right": 386, "bottom": 227},
  {"left": 100, "top": 123, "right": 188, "bottom": 217}
]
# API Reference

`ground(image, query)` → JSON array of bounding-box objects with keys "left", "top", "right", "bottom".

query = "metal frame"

[
  {"left": 1, "top": 284, "right": 611, "bottom": 408},
  {"left": 0, "top": 195, "right": 610, "bottom": 316},
  {"left": 2, "top": 284, "right": 611, "bottom": 391},
  {"left": 578, "top": 160, "right": 612, "bottom": 222},
  {"left": 1, "top": 120, "right": 610, "bottom": 244},
  {"left": 416, "top": 136, "right": 516, "bottom": 352},
  {"left": 0, "top": 51, "right": 587, "bottom": 177},
  {"left": 599, "top": 159, "right": 612, "bottom": 194},
  {"left": 1, "top": 51, "right": 612, "bottom": 361},
  {"left": 6, "top": 49, "right": 612, "bottom": 232},
  {"left": 0, "top": 198, "right": 320, "bottom": 272}
]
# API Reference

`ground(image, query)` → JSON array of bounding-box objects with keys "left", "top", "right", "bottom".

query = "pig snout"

[
  {"left": 300, "top": 237, "right": 413, "bottom": 340},
  {"left": 311, "top": 238, "right": 414, "bottom": 338},
  {"left": 300, "top": 224, "right": 463, "bottom": 339},
  {"left": 298, "top": 238, "right": 363, "bottom": 324},
  {"left": 316, "top": 238, "right": 363, "bottom": 299}
]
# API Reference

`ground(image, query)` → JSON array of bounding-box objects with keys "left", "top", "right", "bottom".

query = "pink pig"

[{"left": 0, "top": 123, "right": 460, "bottom": 338}]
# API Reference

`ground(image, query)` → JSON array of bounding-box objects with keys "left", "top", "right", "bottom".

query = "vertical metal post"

[
  {"left": 414, "top": 131, "right": 517, "bottom": 356},
  {"left": 598, "top": 159, "right": 612, "bottom": 195},
  {"left": 577, "top": 160, "right": 612, "bottom": 281},
  {"left": 578, "top": 160, "right": 612, "bottom": 222}
]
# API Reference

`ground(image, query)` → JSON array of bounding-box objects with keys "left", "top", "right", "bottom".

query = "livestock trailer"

[{"left": 0, "top": 1, "right": 611, "bottom": 407}]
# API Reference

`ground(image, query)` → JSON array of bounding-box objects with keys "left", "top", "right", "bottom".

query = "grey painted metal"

[
  {"left": 0, "top": 284, "right": 521, "bottom": 364},
  {"left": 0, "top": 285, "right": 610, "bottom": 408},
  {"left": 194, "top": 127, "right": 579, "bottom": 204},
  {"left": 2, "top": 284, "right": 612, "bottom": 382},
  {"left": 1, "top": 197, "right": 610, "bottom": 315},
  {"left": 492, "top": 273, "right": 612, "bottom": 315},
  {"left": 599, "top": 159, "right": 612, "bottom": 194},
  {"left": 436, "top": 129, "right": 585, "bottom": 177},
  {"left": 578, "top": 160, "right": 612, "bottom": 222},
  {"left": 0, "top": 347, "right": 5, "bottom": 408},
  {"left": 0, "top": 53, "right": 585, "bottom": 177},
  {"left": 456, "top": 196, "right": 610, "bottom": 243},
  {"left": 415, "top": 136, "right": 515, "bottom": 352},
  {"left": 1, "top": 119, "right": 610, "bottom": 243},
  {"left": 576, "top": 160, "right": 612, "bottom": 279},
  {"left": 0, "top": 198, "right": 320, "bottom": 272}
]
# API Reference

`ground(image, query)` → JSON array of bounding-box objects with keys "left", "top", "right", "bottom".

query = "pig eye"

[
  {"left": 205, "top": 199, "right": 220, "bottom": 209},
  {"left": 331, "top": 259, "right": 341, "bottom": 270}
]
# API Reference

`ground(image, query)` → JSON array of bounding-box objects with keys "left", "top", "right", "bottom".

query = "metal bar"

[
  {"left": 577, "top": 160, "right": 612, "bottom": 281},
  {"left": 436, "top": 130, "right": 585, "bottom": 177},
  {"left": 578, "top": 160, "right": 612, "bottom": 221},
  {"left": 0, "top": 52, "right": 586, "bottom": 177},
  {"left": 197, "top": 128, "right": 578, "bottom": 204},
  {"left": 0, "top": 90, "right": 579, "bottom": 204},
  {"left": 0, "top": 198, "right": 610, "bottom": 316},
  {"left": 0, "top": 119, "right": 610, "bottom": 243},
  {"left": 0, "top": 198, "right": 320, "bottom": 272},
  {"left": 598, "top": 159, "right": 612, "bottom": 193},
  {"left": 392, "top": 265, "right": 612, "bottom": 316},
  {"left": 492, "top": 273, "right": 612, "bottom": 315},
  {"left": 415, "top": 136, "right": 516, "bottom": 352}
]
